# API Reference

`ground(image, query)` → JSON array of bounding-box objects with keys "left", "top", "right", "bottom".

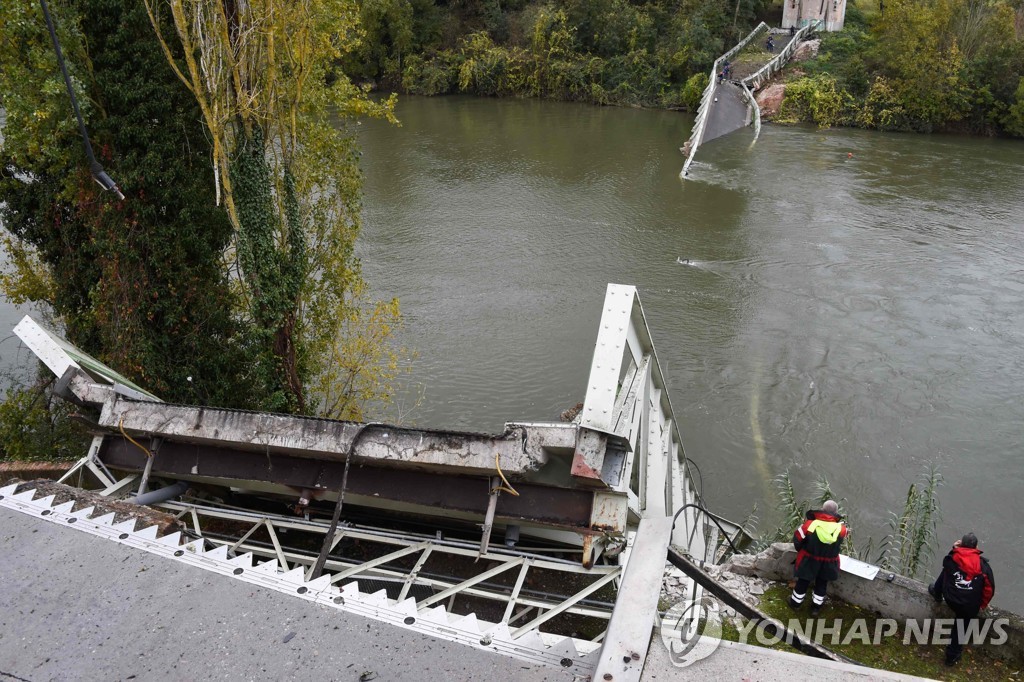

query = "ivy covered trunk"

[{"left": 231, "top": 128, "right": 308, "bottom": 413}]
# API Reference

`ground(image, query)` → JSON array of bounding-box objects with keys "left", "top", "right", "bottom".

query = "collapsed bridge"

[{"left": 3, "top": 283, "right": 750, "bottom": 680}]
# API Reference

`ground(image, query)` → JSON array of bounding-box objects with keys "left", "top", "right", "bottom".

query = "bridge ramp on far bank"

[{"left": 682, "top": 23, "right": 820, "bottom": 177}]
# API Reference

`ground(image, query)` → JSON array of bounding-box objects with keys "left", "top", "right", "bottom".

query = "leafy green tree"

[
  {"left": 1004, "top": 77, "right": 1024, "bottom": 136},
  {"left": 143, "top": 0, "right": 404, "bottom": 416},
  {"left": 353, "top": 0, "right": 416, "bottom": 84},
  {"left": 0, "top": 0, "right": 252, "bottom": 406},
  {"left": 871, "top": 0, "right": 972, "bottom": 131}
]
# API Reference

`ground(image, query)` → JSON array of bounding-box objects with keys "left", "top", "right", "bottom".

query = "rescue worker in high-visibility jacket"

[{"left": 788, "top": 499, "right": 848, "bottom": 615}]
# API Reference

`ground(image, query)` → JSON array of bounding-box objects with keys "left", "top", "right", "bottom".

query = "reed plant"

[{"left": 752, "top": 465, "right": 942, "bottom": 580}]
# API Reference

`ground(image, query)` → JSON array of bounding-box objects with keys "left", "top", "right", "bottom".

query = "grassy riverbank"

[
  {"left": 349, "top": 0, "right": 1024, "bottom": 138},
  {"left": 772, "top": 1, "right": 1024, "bottom": 136},
  {"left": 719, "top": 584, "right": 1019, "bottom": 681}
]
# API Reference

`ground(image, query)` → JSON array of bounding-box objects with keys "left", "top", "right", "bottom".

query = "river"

[
  {"left": 2, "top": 95, "right": 1022, "bottom": 610},
  {"left": 355, "top": 96, "right": 1024, "bottom": 610}
]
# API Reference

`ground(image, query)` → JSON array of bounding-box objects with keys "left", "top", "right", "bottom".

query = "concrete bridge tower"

[{"left": 783, "top": 0, "right": 847, "bottom": 31}]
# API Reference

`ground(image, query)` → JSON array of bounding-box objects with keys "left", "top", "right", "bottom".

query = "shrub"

[
  {"left": 1003, "top": 77, "right": 1024, "bottom": 137},
  {"left": 0, "top": 376, "right": 87, "bottom": 462},
  {"left": 777, "top": 75, "right": 847, "bottom": 127},
  {"left": 681, "top": 71, "right": 709, "bottom": 111},
  {"left": 858, "top": 76, "right": 912, "bottom": 130},
  {"left": 403, "top": 52, "right": 463, "bottom": 95}
]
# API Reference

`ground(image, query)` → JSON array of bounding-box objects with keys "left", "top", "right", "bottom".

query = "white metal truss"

[
  {"left": 0, "top": 483, "right": 616, "bottom": 678},
  {"left": 580, "top": 284, "right": 722, "bottom": 559},
  {"left": 13, "top": 315, "right": 158, "bottom": 400}
]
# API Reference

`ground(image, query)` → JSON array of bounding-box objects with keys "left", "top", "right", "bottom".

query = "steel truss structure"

[
  {"left": 1, "top": 483, "right": 676, "bottom": 678},
  {"left": 8, "top": 283, "right": 751, "bottom": 681}
]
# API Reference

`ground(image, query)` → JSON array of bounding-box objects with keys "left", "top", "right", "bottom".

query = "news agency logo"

[
  {"left": 659, "top": 598, "right": 723, "bottom": 668},
  {"left": 730, "top": 617, "right": 1012, "bottom": 647},
  {"left": 659, "top": 596, "right": 1011, "bottom": 670}
]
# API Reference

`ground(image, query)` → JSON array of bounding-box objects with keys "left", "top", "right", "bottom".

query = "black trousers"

[
  {"left": 947, "top": 607, "right": 979, "bottom": 663},
  {"left": 930, "top": 574, "right": 979, "bottom": 663},
  {"left": 794, "top": 576, "right": 829, "bottom": 599}
]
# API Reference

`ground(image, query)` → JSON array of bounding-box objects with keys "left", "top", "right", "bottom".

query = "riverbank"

[
  {"left": 351, "top": 0, "right": 1023, "bottom": 140},
  {"left": 660, "top": 551, "right": 1024, "bottom": 680},
  {"left": 760, "top": 0, "right": 1024, "bottom": 137}
]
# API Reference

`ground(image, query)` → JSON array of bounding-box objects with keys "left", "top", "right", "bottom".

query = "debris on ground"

[{"left": 8, "top": 479, "right": 181, "bottom": 536}]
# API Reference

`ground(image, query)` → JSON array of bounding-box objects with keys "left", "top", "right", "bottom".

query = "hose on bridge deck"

[{"left": 309, "top": 423, "right": 382, "bottom": 581}]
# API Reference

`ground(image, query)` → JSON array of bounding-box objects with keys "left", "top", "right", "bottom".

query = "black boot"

[{"left": 787, "top": 596, "right": 803, "bottom": 610}]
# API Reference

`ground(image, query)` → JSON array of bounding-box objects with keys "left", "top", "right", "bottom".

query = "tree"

[
  {"left": 870, "top": 0, "right": 972, "bottom": 130},
  {"left": 0, "top": 0, "right": 253, "bottom": 406},
  {"left": 1005, "top": 77, "right": 1024, "bottom": 136},
  {"left": 142, "top": 0, "right": 403, "bottom": 414},
  {"left": 353, "top": 0, "right": 416, "bottom": 84}
]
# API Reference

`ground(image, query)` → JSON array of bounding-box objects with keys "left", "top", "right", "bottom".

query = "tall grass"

[
  {"left": 752, "top": 465, "right": 942, "bottom": 580},
  {"left": 879, "top": 466, "right": 942, "bottom": 579}
]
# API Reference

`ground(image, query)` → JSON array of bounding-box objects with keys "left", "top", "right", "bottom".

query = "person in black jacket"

[
  {"left": 788, "top": 499, "right": 848, "bottom": 616},
  {"left": 928, "top": 533, "right": 995, "bottom": 666}
]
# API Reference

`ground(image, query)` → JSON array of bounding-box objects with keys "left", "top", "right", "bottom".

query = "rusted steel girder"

[{"left": 99, "top": 437, "right": 599, "bottom": 530}]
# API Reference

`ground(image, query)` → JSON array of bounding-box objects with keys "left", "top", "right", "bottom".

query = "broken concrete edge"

[
  {"left": 724, "top": 543, "right": 1024, "bottom": 668},
  {"left": 6, "top": 478, "right": 182, "bottom": 537},
  {"left": 0, "top": 461, "right": 74, "bottom": 478},
  {"left": 64, "top": 369, "right": 561, "bottom": 477}
]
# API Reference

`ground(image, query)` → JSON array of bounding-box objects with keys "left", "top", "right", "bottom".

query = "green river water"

[
  {"left": 2, "top": 95, "right": 1022, "bottom": 610},
  {"left": 356, "top": 95, "right": 1024, "bottom": 611}
]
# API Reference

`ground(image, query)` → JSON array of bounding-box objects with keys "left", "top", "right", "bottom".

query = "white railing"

[
  {"left": 740, "top": 81, "right": 761, "bottom": 140},
  {"left": 742, "top": 20, "right": 821, "bottom": 92},
  {"left": 682, "top": 21, "right": 822, "bottom": 176},
  {"left": 580, "top": 284, "right": 736, "bottom": 556},
  {"left": 680, "top": 22, "right": 769, "bottom": 177}
]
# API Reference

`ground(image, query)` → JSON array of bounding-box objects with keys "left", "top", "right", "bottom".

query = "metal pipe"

[
  {"left": 136, "top": 454, "right": 155, "bottom": 497},
  {"left": 666, "top": 547, "right": 850, "bottom": 662},
  {"left": 38, "top": 0, "right": 124, "bottom": 199},
  {"left": 129, "top": 481, "right": 188, "bottom": 506},
  {"left": 477, "top": 478, "right": 500, "bottom": 558},
  {"left": 136, "top": 437, "right": 162, "bottom": 496}
]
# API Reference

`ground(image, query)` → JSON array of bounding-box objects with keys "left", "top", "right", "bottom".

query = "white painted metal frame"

[
  {"left": 593, "top": 517, "right": 675, "bottom": 682},
  {"left": 14, "top": 315, "right": 159, "bottom": 399},
  {"left": 0, "top": 483, "right": 609, "bottom": 677},
  {"left": 57, "top": 436, "right": 116, "bottom": 489},
  {"left": 580, "top": 284, "right": 705, "bottom": 554}
]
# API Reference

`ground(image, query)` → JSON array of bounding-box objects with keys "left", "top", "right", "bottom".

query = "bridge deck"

[{"left": 702, "top": 81, "right": 751, "bottom": 146}]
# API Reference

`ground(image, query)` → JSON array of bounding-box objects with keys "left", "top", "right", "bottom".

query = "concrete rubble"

[
  {"left": 792, "top": 38, "right": 821, "bottom": 62},
  {"left": 661, "top": 558, "right": 778, "bottom": 619}
]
